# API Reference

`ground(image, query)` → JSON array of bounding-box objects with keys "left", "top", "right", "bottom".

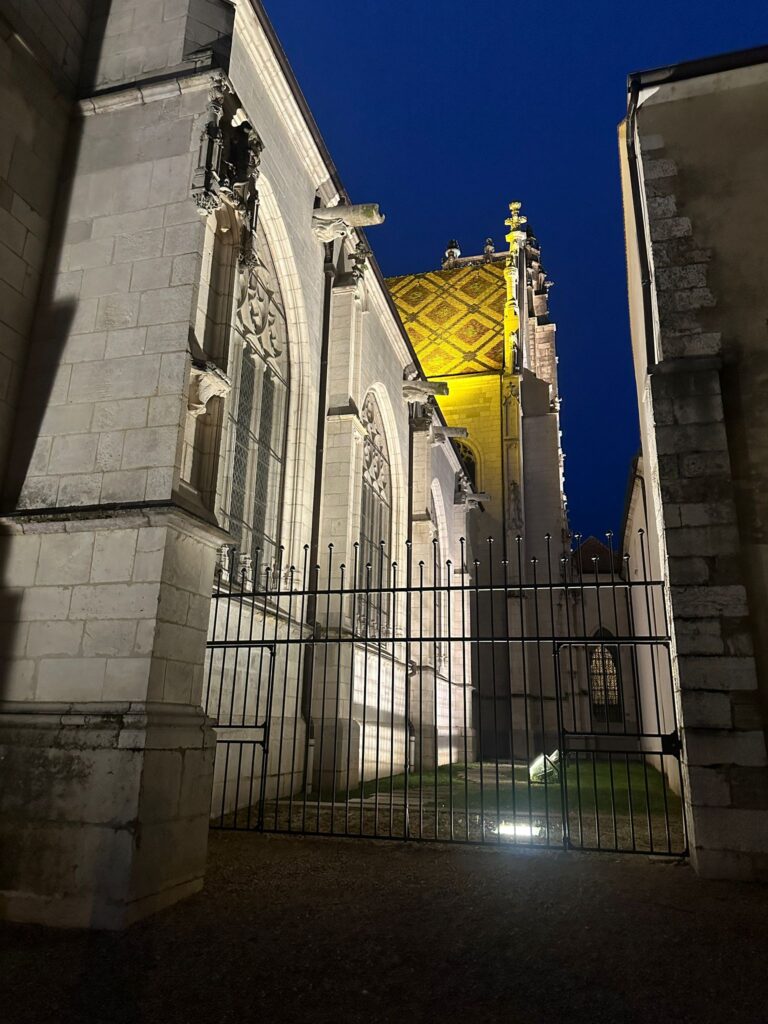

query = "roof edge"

[
  {"left": 628, "top": 43, "right": 768, "bottom": 91},
  {"left": 245, "top": 1, "right": 431, "bottom": 401}
]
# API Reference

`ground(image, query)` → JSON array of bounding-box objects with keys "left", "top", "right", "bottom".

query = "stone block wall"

[
  {"left": 7, "top": 79, "right": 209, "bottom": 513},
  {"left": 629, "top": 130, "right": 768, "bottom": 878},
  {"left": 0, "top": 7, "right": 90, "bottom": 485},
  {"left": 0, "top": 507, "right": 220, "bottom": 926}
]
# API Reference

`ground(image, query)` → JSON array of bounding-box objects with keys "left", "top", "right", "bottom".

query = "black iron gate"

[{"left": 204, "top": 535, "right": 687, "bottom": 855}]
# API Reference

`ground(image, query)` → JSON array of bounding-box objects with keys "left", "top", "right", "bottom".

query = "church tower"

[{"left": 387, "top": 204, "right": 568, "bottom": 572}]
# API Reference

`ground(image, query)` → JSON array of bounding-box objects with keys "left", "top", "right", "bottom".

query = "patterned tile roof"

[{"left": 386, "top": 261, "right": 506, "bottom": 376}]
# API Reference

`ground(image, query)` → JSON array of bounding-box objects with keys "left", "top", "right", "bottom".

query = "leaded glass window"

[
  {"left": 358, "top": 394, "right": 391, "bottom": 635},
  {"left": 220, "top": 221, "right": 289, "bottom": 573},
  {"left": 588, "top": 634, "right": 622, "bottom": 724}
]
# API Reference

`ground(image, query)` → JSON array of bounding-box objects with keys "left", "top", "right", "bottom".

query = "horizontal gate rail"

[{"left": 204, "top": 531, "right": 688, "bottom": 856}]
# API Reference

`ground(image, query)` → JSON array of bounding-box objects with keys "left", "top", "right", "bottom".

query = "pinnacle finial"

[
  {"left": 442, "top": 239, "right": 461, "bottom": 269},
  {"left": 504, "top": 201, "right": 527, "bottom": 253}
]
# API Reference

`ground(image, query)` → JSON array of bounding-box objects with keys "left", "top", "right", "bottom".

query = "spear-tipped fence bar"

[{"left": 204, "top": 531, "right": 687, "bottom": 855}]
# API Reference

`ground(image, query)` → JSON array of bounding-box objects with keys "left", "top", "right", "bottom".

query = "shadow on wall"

[{"left": 0, "top": 1, "right": 112, "bottom": 699}]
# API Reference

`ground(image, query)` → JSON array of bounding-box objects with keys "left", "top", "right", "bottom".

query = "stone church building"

[
  {"left": 0, "top": 0, "right": 568, "bottom": 927},
  {"left": 0, "top": 0, "right": 766, "bottom": 929}
]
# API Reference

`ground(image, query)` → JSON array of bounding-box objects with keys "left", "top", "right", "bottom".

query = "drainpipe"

[{"left": 301, "top": 240, "right": 336, "bottom": 737}]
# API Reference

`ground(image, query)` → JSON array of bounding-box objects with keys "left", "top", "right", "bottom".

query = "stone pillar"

[
  {"left": 0, "top": 508, "right": 220, "bottom": 927},
  {"left": 652, "top": 357, "right": 768, "bottom": 879},
  {"left": 0, "top": 14, "right": 234, "bottom": 923}
]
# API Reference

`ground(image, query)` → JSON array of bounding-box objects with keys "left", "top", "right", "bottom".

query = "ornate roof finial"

[
  {"left": 504, "top": 201, "right": 527, "bottom": 251},
  {"left": 442, "top": 239, "right": 461, "bottom": 269}
]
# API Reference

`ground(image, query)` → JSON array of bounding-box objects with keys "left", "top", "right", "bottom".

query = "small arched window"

[
  {"left": 358, "top": 393, "right": 391, "bottom": 634},
  {"left": 221, "top": 220, "right": 289, "bottom": 572},
  {"left": 588, "top": 631, "right": 622, "bottom": 724}
]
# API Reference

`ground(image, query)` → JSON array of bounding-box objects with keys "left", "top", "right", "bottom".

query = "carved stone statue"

[{"left": 188, "top": 361, "right": 232, "bottom": 417}]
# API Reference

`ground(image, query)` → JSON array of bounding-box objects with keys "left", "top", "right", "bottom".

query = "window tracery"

[
  {"left": 588, "top": 632, "right": 622, "bottom": 724},
  {"left": 358, "top": 393, "right": 392, "bottom": 634},
  {"left": 222, "top": 222, "right": 290, "bottom": 573}
]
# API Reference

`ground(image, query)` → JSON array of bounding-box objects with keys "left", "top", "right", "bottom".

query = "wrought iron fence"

[{"left": 204, "top": 533, "right": 687, "bottom": 855}]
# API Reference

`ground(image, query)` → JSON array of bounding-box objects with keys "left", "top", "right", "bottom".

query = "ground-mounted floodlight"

[{"left": 529, "top": 749, "right": 561, "bottom": 784}]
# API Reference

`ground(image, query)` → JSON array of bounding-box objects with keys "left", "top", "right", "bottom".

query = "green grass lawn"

[{"left": 349, "top": 758, "right": 681, "bottom": 820}]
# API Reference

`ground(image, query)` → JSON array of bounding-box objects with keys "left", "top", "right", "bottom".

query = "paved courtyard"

[{"left": 3, "top": 833, "right": 767, "bottom": 1023}]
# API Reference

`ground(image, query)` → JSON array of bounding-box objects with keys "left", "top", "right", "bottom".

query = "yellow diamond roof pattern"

[{"left": 387, "top": 262, "right": 506, "bottom": 376}]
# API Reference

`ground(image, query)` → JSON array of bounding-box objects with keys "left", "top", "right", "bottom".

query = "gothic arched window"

[
  {"left": 455, "top": 440, "right": 478, "bottom": 491},
  {"left": 430, "top": 490, "right": 448, "bottom": 669},
  {"left": 358, "top": 393, "right": 391, "bottom": 634},
  {"left": 221, "top": 221, "right": 289, "bottom": 572},
  {"left": 588, "top": 631, "right": 622, "bottom": 724}
]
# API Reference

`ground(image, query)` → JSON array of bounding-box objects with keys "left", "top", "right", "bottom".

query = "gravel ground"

[{"left": 3, "top": 832, "right": 767, "bottom": 1024}]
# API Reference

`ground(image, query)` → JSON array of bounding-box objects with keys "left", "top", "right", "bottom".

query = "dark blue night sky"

[{"left": 265, "top": 0, "right": 768, "bottom": 539}]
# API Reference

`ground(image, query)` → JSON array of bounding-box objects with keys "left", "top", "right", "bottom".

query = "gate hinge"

[{"left": 661, "top": 730, "right": 681, "bottom": 757}]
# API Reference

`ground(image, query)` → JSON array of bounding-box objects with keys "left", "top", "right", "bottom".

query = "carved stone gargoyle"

[
  {"left": 431, "top": 425, "right": 469, "bottom": 446},
  {"left": 402, "top": 378, "right": 449, "bottom": 402},
  {"left": 188, "top": 360, "right": 232, "bottom": 417},
  {"left": 311, "top": 202, "right": 385, "bottom": 242}
]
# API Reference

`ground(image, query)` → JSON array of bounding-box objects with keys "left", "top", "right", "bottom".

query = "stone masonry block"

[
  {"left": 81, "top": 263, "right": 132, "bottom": 298},
  {"left": 674, "top": 618, "right": 724, "bottom": 655},
  {"left": 100, "top": 469, "right": 148, "bottom": 504},
  {"left": 95, "top": 292, "right": 141, "bottom": 331},
  {"left": 114, "top": 228, "right": 167, "bottom": 264},
  {"left": 678, "top": 502, "right": 735, "bottom": 527},
  {"left": 69, "top": 583, "right": 161, "bottom": 621},
  {"left": 130, "top": 258, "right": 172, "bottom": 294},
  {"left": 105, "top": 327, "right": 148, "bottom": 360},
  {"left": 19, "top": 587, "right": 72, "bottom": 622},
  {"left": 665, "top": 525, "right": 739, "bottom": 558},
  {"left": 69, "top": 355, "right": 160, "bottom": 404},
  {"left": 643, "top": 157, "right": 678, "bottom": 180},
  {"left": 661, "top": 332, "right": 722, "bottom": 359},
  {"left": 691, "top": 806, "right": 768, "bottom": 854},
  {"left": 26, "top": 620, "right": 84, "bottom": 658},
  {"left": 678, "top": 451, "right": 731, "bottom": 478},
  {"left": 58, "top": 474, "right": 103, "bottom": 507},
  {"left": 655, "top": 423, "right": 727, "bottom": 456},
  {"left": 36, "top": 531, "right": 95, "bottom": 586},
  {"left": 685, "top": 729, "right": 767, "bottom": 769},
  {"left": 731, "top": 692, "right": 765, "bottom": 732},
  {"left": 656, "top": 264, "right": 708, "bottom": 291},
  {"left": 671, "top": 585, "right": 748, "bottom": 619},
  {"left": 36, "top": 657, "right": 107, "bottom": 701},
  {"left": 82, "top": 619, "right": 138, "bottom": 657},
  {"left": 92, "top": 398, "right": 149, "bottom": 431},
  {"left": 103, "top": 657, "right": 152, "bottom": 700},
  {"left": 672, "top": 394, "right": 724, "bottom": 425},
  {"left": 48, "top": 434, "right": 99, "bottom": 476},
  {"left": 650, "top": 217, "right": 691, "bottom": 241},
  {"left": 687, "top": 766, "right": 732, "bottom": 808},
  {"left": 121, "top": 426, "right": 179, "bottom": 470},
  {"left": 91, "top": 529, "right": 139, "bottom": 583},
  {"left": 729, "top": 767, "right": 768, "bottom": 810},
  {"left": 137, "top": 285, "right": 194, "bottom": 326},
  {"left": 680, "top": 690, "right": 732, "bottom": 730}
]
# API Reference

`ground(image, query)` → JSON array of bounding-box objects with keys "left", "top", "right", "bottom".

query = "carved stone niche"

[{"left": 192, "top": 76, "right": 264, "bottom": 248}]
